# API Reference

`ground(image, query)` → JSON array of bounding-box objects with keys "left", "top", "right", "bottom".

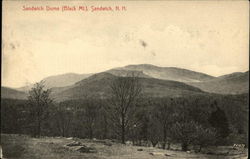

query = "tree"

[
  {"left": 107, "top": 74, "right": 142, "bottom": 144},
  {"left": 28, "top": 81, "right": 53, "bottom": 137},
  {"left": 95, "top": 102, "right": 109, "bottom": 139},
  {"left": 1, "top": 99, "right": 28, "bottom": 134},
  {"left": 82, "top": 98, "right": 99, "bottom": 139},
  {"left": 54, "top": 103, "right": 73, "bottom": 137},
  {"left": 147, "top": 113, "right": 161, "bottom": 147},
  {"left": 170, "top": 121, "right": 197, "bottom": 151},
  {"left": 171, "top": 120, "right": 216, "bottom": 152},
  {"left": 208, "top": 103, "right": 230, "bottom": 140},
  {"left": 154, "top": 98, "right": 175, "bottom": 149},
  {"left": 193, "top": 125, "right": 217, "bottom": 152}
]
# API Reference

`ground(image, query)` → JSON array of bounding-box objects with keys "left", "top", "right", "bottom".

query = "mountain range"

[
  {"left": 17, "top": 73, "right": 93, "bottom": 92},
  {"left": 188, "top": 71, "right": 249, "bottom": 94},
  {"left": 1, "top": 87, "right": 28, "bottom": 100},
  {"left": 1, "top": 64, "right": 249, "bottom": 101},
  {"left": 50, "top": 72, "right": 204, "bottom": 101},
  {"left": 114, "top": 64, "right": 215, "bottom": 82}
]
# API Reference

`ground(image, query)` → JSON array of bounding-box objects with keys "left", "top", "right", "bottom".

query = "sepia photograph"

[{"left": 1, "top": 0, "right": 249, "bottom": 158}]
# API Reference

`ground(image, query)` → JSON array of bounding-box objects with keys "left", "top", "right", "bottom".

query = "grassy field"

[{"left": 1, "top": 134, "right": 248, "bottom": 159}]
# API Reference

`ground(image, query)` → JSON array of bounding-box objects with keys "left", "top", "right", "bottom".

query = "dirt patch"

[
  {"left": 1, "top": 134, "right": 248, "bottom": 159},
  {"left": 1, "top": 134, "right": 28, "bottom": 158}
]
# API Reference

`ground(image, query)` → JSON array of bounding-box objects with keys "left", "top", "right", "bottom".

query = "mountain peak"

[
  {"left": 75, "top": 72, "right": 115, "bottom": 86},
  {"left": 123, "top": 64, "right": 160, "bottom": 69},
  {"left": 116, "top": 64, "right": 215, "bottom": 82}
]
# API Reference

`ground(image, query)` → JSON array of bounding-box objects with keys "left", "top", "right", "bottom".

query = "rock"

[
  {"left": 186, "top": 150, "right": 195, "bottom": 153},
  {"left": 206, "top": 152, "right": 214, "bottom": 155},
  {"left": 137, "top": 148, "right": 143, "bottom": 151},
  {"left": 77, "top": 146, "right": 97, "bottom": 153},
  {"left": 171, "top": 148, "right": 180, "bottom": 151},
  {"left": 149, "top": 152, "right": 165, "bottom": 156},
  {"left": 104, "top": 142, "right": 112, "bottom": 146},
  {"left": 66, "top": 141, "right": 82, "bottom": 147},
  {"left": 66, "top": 137, "right": 73, "bottom": 140},
  {"left": 218, "top": 152, "right": 229, "bottom": 156},
  {"left": 165, "top": 154, "right": 171, "bottom": 156},
  {"left": 149, "top": 152, "right": 154, "bottom": 155},
  {"left": 91, "top": 139, "right": 112, "bottom": 146},
  {"left": 125, "top": 141, "right": 133, "bottom": 145}
]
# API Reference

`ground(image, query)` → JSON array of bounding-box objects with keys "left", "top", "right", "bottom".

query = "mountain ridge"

[
  {"left": 17, "top": 73, "right": 93, "bottom": 92},
  {"left": 189, "top": 71, "right": 249, "bottom": 94},
  {"left": 115, "top": 64, "right": 216, "bottom": 82},
  {"left": 2, "top": 64, "right": 248, "bottom": 100},
  {"left": 1, "top": 87, "right": 28, "bottom": 100},
  {"left": 51, "top": 72, "right": 205, "bottom": 101}
]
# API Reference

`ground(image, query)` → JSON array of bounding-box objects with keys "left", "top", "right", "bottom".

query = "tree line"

[{"left": 1, "top": 77, "right": 248, "bottom": 151}]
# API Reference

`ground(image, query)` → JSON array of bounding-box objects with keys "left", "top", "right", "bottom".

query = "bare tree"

[
  {"left": 193, "top": 125, "right": 217, "bottom": 152},
  {"left": 28, "top": 81, "right": 53, "bottom": 137},
  {"left": 82, "top": 98, "right": 99, "bottom": 139},
  {"left": 148, "top": 113, "right": 161, "bottom": 147},
  {"left": 54, "top": 103, "right": 73, "bottom": 137},
  {"left": 107, "top": 74, "right": 142, "bottom": 144},
  {"left": 154, "top": 98, "right": 175, "bottom": 149},
  {"left": 170, "top": 121, "right": 197, "bottom": 151}
]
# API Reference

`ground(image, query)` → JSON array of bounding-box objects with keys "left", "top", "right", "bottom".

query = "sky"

[{"left": 2, "top": 0, "right": 249, "bottom": 88}]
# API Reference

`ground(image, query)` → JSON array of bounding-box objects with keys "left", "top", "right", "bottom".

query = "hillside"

[
  {"left": 16, "top": 64, "right": 215, "bottom": 93},
  {"left": 1, "top": 87, "right": 27, "bottom": 100},
  {"left": 17, "top": 69, "right": 150, "bottom": 93},
  {"left": 6, "top": 64, "right": 248, "bottom": 99},
  {"left": 115, "top": 64, "right": 215, "bottom": 82},
  {"left": 18, "top": 73, "right": 92, "bottom": 92},
  {"left": 218, "top": 72, "right": 246, "bottom": 79},
  {"left": 52, "top": 72, "right": 204, "bottom": 101},
  {"left": 189, "top": 71, "right": 249, "bottom": 94}
]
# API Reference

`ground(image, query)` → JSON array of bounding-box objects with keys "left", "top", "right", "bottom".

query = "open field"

[{"left": 1, "top": 134, "right": 248, "bottom": 159}]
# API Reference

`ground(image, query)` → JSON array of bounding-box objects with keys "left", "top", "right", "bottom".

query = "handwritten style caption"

[{"left": 23, "top": 5, "right": 127, "bottom": 12}]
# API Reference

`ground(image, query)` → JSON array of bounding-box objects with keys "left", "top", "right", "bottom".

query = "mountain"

[
  {"left": 17, "top": 69, "right": 150, "bottom": 93},
  {"left": 18, "top": 73, "right": 92, "bottom": 92},
  {"left": 51, "top": 72, "right": 204, "bottom": 101},
  {"left": 1, "top": 87, "right": 27, "bottom": 100},
  {"left": 188, "top": 71, "right": 249, "bottom": 94},
  {"left": 114, "top": 64, "right": 215, "bottom": 83},
  {"left": 9, "top": 64, "right": 248, "bottom": 100},
  {"left": 106, "top": 69, "right": 152, "bottom": 78},
  {"left": 218, "top": 71, "right": 248, "bottom": 80}
]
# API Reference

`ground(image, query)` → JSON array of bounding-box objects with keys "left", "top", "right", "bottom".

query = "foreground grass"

[{"left": 1, "top": 134, "right": 248, "bottom": 159}]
